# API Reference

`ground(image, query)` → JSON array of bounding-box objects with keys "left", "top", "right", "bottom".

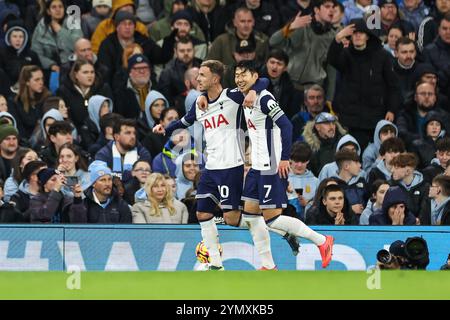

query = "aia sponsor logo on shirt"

[{"left": 203, "top": 114, "right": 229, "bottom": 130}]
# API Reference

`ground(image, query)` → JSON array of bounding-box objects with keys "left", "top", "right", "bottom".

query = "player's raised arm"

[
  {"left": 260, "top": 95, "right": 293, "bottom": 178},
  {"left": 227, "top": 77, "right": 270, "bottom": 106},
  {"left": 154, "top": 99, "right": 198, "bottom": 137}
]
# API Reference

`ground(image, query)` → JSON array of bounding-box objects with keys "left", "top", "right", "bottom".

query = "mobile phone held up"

[
  {"left": 65, "top": 176, "right": 79, "bottom": 187},
  {"left": 295, "top": 188, "right": 303, "bottom": 195}
]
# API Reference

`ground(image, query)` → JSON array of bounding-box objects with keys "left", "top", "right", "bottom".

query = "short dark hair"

[
  {"left": 312, "top": 0, "right": 337, "bottom": 9},
  {"left": 48, "top": 121, "right": 73, "bottom": 137},
  {"left": 235, "top": 59, "right": 259, "bottom": 74},
  {"left": 433, "top": 174, "right": 450, "bottom": 197},
  {"left": 200, "top": 60, "right": 224, "bottom": 79},
  {"left": 379, "top": 137, "right": 405, "bottom": 156},
  {"left": 395, "top": 36, "right": 415, "bottom": 50},
  {"left": 335, "top": 149, "right": 360, "bottom": 171},
  {"left": 290, "top": 142, "right": 312, "bottom": 162},
  {"left": 322, "top": 184, "right": 344, "bottom": 199},
  {"left": 436, "top": 137, "right": 450, "bottom": 152},
  {"left": 175, "top": 36, "right": 193, "bottom": 49},
  {"left": 100, "top": 113, "right": 123, "bottom": 135},
  {"left": 267, "top": 49, "right": 289, "bottom": 66},
  {"left": 113, "top": 118, "right": 136, "bottom": 135},
  {"left": 391, "top": 152, "right": 418, "bottom": 169},
  {"left": 440, "top": 12, "right": 450, "bottom": 25},
  {"left": 379, "top": 124, "right": 397, "bottom": 136}
]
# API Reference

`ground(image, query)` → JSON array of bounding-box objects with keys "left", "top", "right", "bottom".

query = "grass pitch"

[{"left": 0, "top": 271, "right": 449, "bottom": 300}]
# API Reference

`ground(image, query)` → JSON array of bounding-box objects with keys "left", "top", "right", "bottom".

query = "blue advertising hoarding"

[{"left": 0, "top": 225, "right": 448, "bottom": 271}]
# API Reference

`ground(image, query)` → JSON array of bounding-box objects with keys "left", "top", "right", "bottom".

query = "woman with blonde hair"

[{"left": 132, "top": 172, "right": 188, "bottom": 224}]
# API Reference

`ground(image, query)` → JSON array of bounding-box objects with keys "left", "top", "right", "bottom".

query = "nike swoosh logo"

[{"left": 262, "top": 199, "right": 272, "bottom": 204}]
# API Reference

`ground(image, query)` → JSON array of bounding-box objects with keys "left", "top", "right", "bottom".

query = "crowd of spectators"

[{"left": 0, "top": 0, "right": 449, "bottom": 226}]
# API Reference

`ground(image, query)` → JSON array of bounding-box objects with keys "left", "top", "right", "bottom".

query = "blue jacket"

[
  {"left": 152, "top": 138, "right": 198, "bottom": 178},
  {"left": 362, "top": 120, "right": 398, "bottom": 172}
]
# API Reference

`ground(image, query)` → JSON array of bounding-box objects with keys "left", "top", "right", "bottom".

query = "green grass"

[{"left": 0, "top": 271, "right": 449, "bottom": 300}]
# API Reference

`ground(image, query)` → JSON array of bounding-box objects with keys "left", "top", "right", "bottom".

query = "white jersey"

[
  {"left": 244, "top": 90, "right": 284, "bottom": 171},
  {"left": 172, "top": 88, "right": 246, "bottom": 170}
]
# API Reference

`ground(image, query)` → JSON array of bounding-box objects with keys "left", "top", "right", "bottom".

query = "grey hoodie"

[
  {"left": 174, "top": 153, "right": 194, "bottom": 200},
  {"left": 0, "top": 111, "right": 17, "bottom": 128},
  {"left": 397, "top": 171, "right": 424, "bottom": 191},
  {"left": 375, "top": 158, "right": 392, "bottom": 181},
  {"left": 5, "top": 25, "right": 28, "bottom": 55},
  {"left": 88, "top": 95, "right": 113, "bottom": 132},
  {"left": 362, "top": 120, "right": 398, "bottom": 172},
  {"left": 431, "top": 196, "right": 450, "bottom": 225},
  {"left": 40, "top": 109, "right": 64, "bottom": 139},
  {"left": 144, "top": 90, "right": 169, "bottom": 129}
]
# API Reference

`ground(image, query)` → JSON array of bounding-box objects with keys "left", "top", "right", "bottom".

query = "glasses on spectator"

[
  {"left": 134, "top": 168, "right": 151, "bottom": 173},
  {"left": 416, "top": 92, "right": 435, "bottom": 97},
  {"left": 307, "top": 95, "right": 323, "bottom": 100},
  {"left": 132, "top": 66, "right": 150, "bottom": 73}
]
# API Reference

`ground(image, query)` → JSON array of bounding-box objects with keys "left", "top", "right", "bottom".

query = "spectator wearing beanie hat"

[
  {"left": 29, "top": 168, "right": 82, "bottom": 223},
  {"left": 0, "top": 122, "right": 19, "bottom": 181},
  {"left": 114, "top": 54, "right": 153, "bottom": 120},
  {"left": 81, "top": 0, "right": 113, "bottom": 40},
  {"left": 98, "top": 9, "right": 174, "bottom": 86},
  {"left": 149, "top": 0, "right": 206, "bottom": 43},
  {"left": 91, "top": 0, "right": 149, "bottom": 54},
  {"left": 69, "top": 160, "right": 132, "bottom": 223}
]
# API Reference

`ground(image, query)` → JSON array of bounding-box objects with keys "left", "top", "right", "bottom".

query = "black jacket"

[
  {"left": 327, "top": 35, "right": 401, "bottom": 129},
  {"left": 142, "top": 131, "right": 168, "bottom": 159},
  {"left": 0, "top": 202, "right": 25, "bottom": 223},
  {"left": 422, "top": 162, "right": 445, "bottom": 184},
  {"left": 158, "top": 57, "right": 202, "bottom": 108},
  {"left": 186, "top": 5, "right": 227, "bottom": 44},
  {"left": 56, "top": 80, "right": 112, "bottom": 129},
  {"left": 390, "top": 177, "right": 430, "bottom": 218},
  {"left": 396, "top": 101, "right": 449, "bottom": 149},
  {"left": 393, "top": 59, "right": 419, "bottom": 104},
  {"left": 423, "top": 37, "right": 450, "bottom": 98},
  {"left": 0, "top": 44, "right": 41, "bottom": 86},
  {"left": 305, "top": 202, "right": 357, "bottom": 225},
  {"left": 7, "top": 97, "right": 42, "bottom": 140},
  {"left": 70, "top": 187, "right": 132, "bottom": 223},
  {"left": 123, "top": 177, "right": 141, "bottom": 206},
  {"left": 259, "top": 67, "right": 302, "bottom": 120}
]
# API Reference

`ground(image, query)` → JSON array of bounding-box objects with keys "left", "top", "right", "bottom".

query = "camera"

[
  {"left": 65, "top": 176, "right": 79, "bottom": 187},
  {"left": 376, "top": 237, "right": 430, "bottom": 270}
]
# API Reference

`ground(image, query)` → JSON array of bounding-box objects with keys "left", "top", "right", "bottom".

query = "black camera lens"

[{"left": 377, "top": 249, "right": 392, "bottom": 264}]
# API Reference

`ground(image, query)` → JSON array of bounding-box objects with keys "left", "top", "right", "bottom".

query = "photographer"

[
  {"left": 440, "top": 254, "right": 450, "bottom": 270},
  {"left": 377, "top": 237, "right": 430, "bottom": 270}
]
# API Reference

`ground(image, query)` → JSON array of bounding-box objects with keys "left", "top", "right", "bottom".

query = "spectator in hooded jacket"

[
  {"left": 88, "top": 112, "right": 122, "bottom": 157},
  {"left": 328, "top": 18, "right": 401, "bottom": 151},
  {"left": 369, "top": 185, "right": 417, "bottom": 225},
  {"left": 69, "top": 160, "right": 132, "bottom": 223},
  {"left": 31, "top": 108, "right": 65, "bottom": 151},
  {"left": 0, "top": 19, "right": 41, "bottom": 88},
  {"left": 399, "top": 0, "right": 431, "bottom": 31},
  {"left": 39, "top": 121, "right": 74, "bottom": 168},
  {"left": 137, "top": 90, "right": 169, "bottom": 141},
  {"left": 367, "top": 137, "right": 405, "bottom": 187},
  {"left": 362, "top": 120, "right": 398, "bottom": 172},
  {"left": 78, "top": 95, "right": 113, "bottom": 151},
  {"left": 131, "top": 172, "right": 189, "bottom": 224},
  {"left": 422, "top": 137, "right": 450, "bottom": 183},
  {"left": 8, "top": 65, "right": 50, "bottom": 140},
  {"left": 31, "top": 0, "right": 83, "bottom": 73},
  {"left": 411, "top": 111, "right": 448, "bottom": 169},
  {"left": 174, "top": 152, "right": 200, "bottom": 200},
  {"left": 0, "top": 122, "right": 19, "bottom": 182},
  {"left": 81, "top": 0, "right": 112, "bottom": 39},
  {"left": 390, "top": 152, "right": 429, "bottom": 218},
  {"left": 360, "top": 179, "right": 390, "bottom": 225}
]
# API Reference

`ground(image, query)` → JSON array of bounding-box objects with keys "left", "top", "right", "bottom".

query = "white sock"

[
  {"left": 199, "top": 219, "right": 222, "bottom": 267},
  {"left": 242, "top": 214, "right": 276, "bottom": 269},
  {"left": 239, "top": 214, "right": 287, "bottom": 237},
  {"left": 268, "top": 215, "right": 326, "bottom": 246}
]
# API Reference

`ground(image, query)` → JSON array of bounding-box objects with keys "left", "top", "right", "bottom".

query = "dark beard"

[{"left": 417, "top": 104, "right": 434, "bottom": 113}]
